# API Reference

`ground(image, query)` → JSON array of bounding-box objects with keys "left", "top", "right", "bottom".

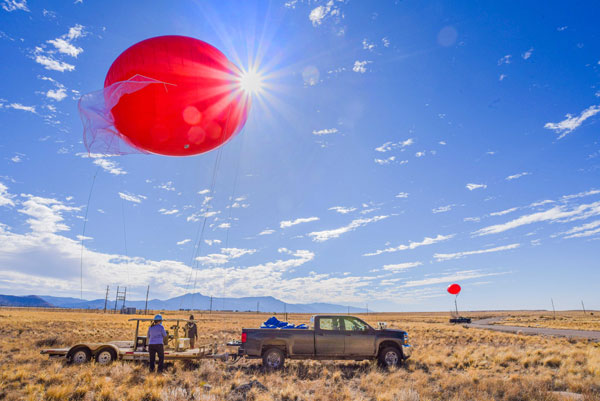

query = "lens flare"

[{"left": 237, "top": 68, "right": 264, "bottom": 96}]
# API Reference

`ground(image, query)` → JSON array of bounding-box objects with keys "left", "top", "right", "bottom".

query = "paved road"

[{"left": 467, "top": 318, "right": 600, "bottom": 341}]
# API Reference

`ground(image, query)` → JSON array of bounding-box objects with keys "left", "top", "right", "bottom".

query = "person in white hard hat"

[{"left": 147, "top": 314, "right": 167, "bottom": 373}]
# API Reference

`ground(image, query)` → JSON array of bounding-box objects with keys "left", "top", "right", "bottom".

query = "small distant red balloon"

[
  {"left": 447, "top": 283, "right": 461, "bottom": 295},
  {"left": 104, "top": 35, "right": 248, "bottom": 156}
]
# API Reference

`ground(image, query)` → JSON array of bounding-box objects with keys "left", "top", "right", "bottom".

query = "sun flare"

[{"left": 237, "top": 68, "right": 264, "bottom": 96}]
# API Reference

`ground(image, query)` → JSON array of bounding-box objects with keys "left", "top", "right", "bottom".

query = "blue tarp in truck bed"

[{"left": 261, "top": 316, "right": 308, "bottom": 329}]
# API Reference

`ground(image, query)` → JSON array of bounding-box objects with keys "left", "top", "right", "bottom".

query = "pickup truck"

[{"left": 235, "top": 315, "right": 411, "bottom": 369}]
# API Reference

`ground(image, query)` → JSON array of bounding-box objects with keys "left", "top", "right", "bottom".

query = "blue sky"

[{"left": 1, "top": 0, "right": 599, "bottom": 312}]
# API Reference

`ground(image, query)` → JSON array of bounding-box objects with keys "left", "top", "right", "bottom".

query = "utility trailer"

[{"left": 41, "top": 318, "right": 229, "bottom": 364}]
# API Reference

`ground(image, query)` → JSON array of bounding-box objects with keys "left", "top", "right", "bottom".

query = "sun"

[{"left": 237, "top": 67, "right": 265, "bottom": 96}]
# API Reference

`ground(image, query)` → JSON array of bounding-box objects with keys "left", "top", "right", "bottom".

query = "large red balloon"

[
  {"left": 447, "top": 283, "right": 461, "bottom": 295},
  {"left": 104, "top": 36, "right": 248, "bottom": 156}
]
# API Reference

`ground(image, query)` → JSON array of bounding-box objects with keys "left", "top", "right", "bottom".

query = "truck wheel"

[
  {"left": 68, "top": 346, "right": 92, "bottom": 364},
  {"left": 95, "top": 348, "right": 117, "bottom": 364},
  {"left": 378, "top": 346, "right": 402, "bottom": 368},
  {"left": 262, "top": 347, "right": 285, "bottom": 370}
]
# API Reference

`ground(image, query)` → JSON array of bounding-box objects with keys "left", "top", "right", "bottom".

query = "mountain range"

[{"left": 0, "top": 293, "right": 367, "bottom": 314}]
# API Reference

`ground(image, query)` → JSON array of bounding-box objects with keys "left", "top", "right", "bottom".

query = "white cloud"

[
  {"left": 329, "top": 206, "right": 356, "bottom": 214},
  {"left": 10, "top": 155, "right": 22, "bottom": 163},
  {"left": 474, "top": 201, "right": 600, "bottom": 236},
  {"left": 46, "top": 88, "right": 67, "bottom": 101},
  {"left": 396, "top": 192, "right": 409, "bottom": 199},
  {"left": 2, "top": 0, "right": 29, "bottom": 12},
  {"left": 560, "top": 220, "right": 600, "bottom": 239},
  {"left": 544, "top": 105, "right": 600, "bottom": 139},
  {"left": 499, "top": 74, "right": 507, "bottom": 81},
  {"left": 382, "top": 262, "right": 422, "bottom": 271},
  {"left": 364, "top": 234, "right": 454, "bottom": 256},
  {"left": 375, "top": 138, "right": 413, "bottom": 153},
  {"left": 374, "top": 156, "right": 395, "bottom": 165},
  {"left": 157, "top": 181, "right": 175, "bottom": 191},
  {"left": 506, "top": 172, "right": 531, "bottom": 181},
  {"left": 432, "top": 205, "right": 454, "bottom": 214},
  {"left": 362, "top": 38, "right": 375, "bottom": 51},
  {"left": 4, "top": 103, "right": 36, "bottom": 113},
  {"left": 415, "top": 151, "right": 426, "bottom": 158},
  {"left": 497, "top": 55, "right": 511, "bottom": 65},
  {"left": 308, "top": 1, "right": 342, "bottom": 27},
  {"left": 353, "top": 60, "right": 371, "bottom": 73},
  {"left": 280, "top": 216, "right": 319, "bottom": 229},
  {"left": 434, "top": 243, "right": 520, "bottom": 261},
  {"left": 308, "top": 215, "right": 388, "bottom": 242},
  {"left": 401, "top": 270, "right": 506, "bottom": 288},
  {"left": 34, "top": 48, "right": 75, "bottom": 72},
  {"left": 176, "top": 239, "right": 191, "bottom": 246},
  {"left": 158, "top": 208, "right": 178, "bottom": 215},
  {"left": 217, "top": 222, "right": 231, "bottom": 229},
  {"left": 490, "top": 207, "right": 518, "bottom": 217},
  {"left": 463, "top": 217, "right": 480, "bottom": 222},
  {"left": 0, "top": 183, "right": 16, "bottom": 207},
  {"left": 522, "top": 48, "right": 534, "bottom": 60},
  {"left": 382, "top": 37, "right": 390, "bottom": 47},
  {"left": 118, "top": 192, "right": 145, "bottom": 204},
  {"left": 93, "top": 158, "right": 126, "bottom": 175},
  {"left": 258, "top": 229, "right": 275, "bottom": 236},
  {"left": 196, "top": 247, "right": 256, "bottom": 266},
  {"left": 466, "top": 183, "right": 487, "bottom": 191},
  {"left": 198, "top": 189, "right": 210, "bottom": 195},
  {"left": 312, "top": 128, "right": 339, "bottom": 136}
]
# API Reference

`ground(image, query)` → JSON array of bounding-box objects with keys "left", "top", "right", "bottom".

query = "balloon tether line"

[{"left": 80, "top": 165, "right": 101, "bottom": 300}]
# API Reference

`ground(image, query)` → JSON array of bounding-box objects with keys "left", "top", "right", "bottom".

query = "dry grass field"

[
  {"left": 0, "top": 308, "right": 599, "bottom": 401},
  {"left": 493, "top": 311, "right": 600, "bottom": 331}
]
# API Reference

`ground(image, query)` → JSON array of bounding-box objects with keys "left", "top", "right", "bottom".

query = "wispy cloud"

[
  {"left": 32, "top": 25, "right": 85, "bottom": 72},
  {"left": 432, "top": 205, "right": 454, "bottom": 214},
  {"left": 0, "top": 183, "right": 16, "bottom": 207},
  {"left": 2, "top": 0, "right": 29, "bottom": 12},
  {"left": 308, "top": 215, "right": 388, "bottom": 242},
  {"left": 401, "top": 270, "right": 507, "bottom": 288},
  {"left": 309, "top": 1, "right": 342, "bottom": 26},
  {"left": 353, "top": 60, "right": 372, "bottom": 73},
  {"left": 521, "top": 48, "right": 534, "bottom": 60},
  {"left": 506, "top": 172, "right": 530, "bottom": 181},
  {"left": 158, "top": 208, "right": 178, "bottom": 215},
  {"left": 490, "top": 207, "right": 518, "bottom": 217},
  {"left": 560, "top": 220, "right": 600, "bottom": 239},
  {"left": 395, "top": 192, "right": 409, "bottom": 198},
  {"left": 375, "top": 138, "right": 413, "bottom": 152},
  {"left": 280, "top": 216, "right": 319, "bottom": 229},
  {"left": 364, "top": 234, "right": 454, "bottom": 256},
  {"left": 196, "top": 247, "right": 256, "bottom": 266},
  {"left": 312, "top": 128, "right": 339, "bottom": 136},
  {"left": 497, "top": 54, "right": 511, "bottom": 65},
  {"left": 329, "top": 206, "right": 356, "bottom": 214},
  {"left": 176, "top": 239, "right": 191, "bottom": 246},
  {"left": 118, "top": 192, "right": 146, "bottom": 204},
  {"left": 434, "top": 243, "right": 520, "bottom": 261},
  {"left": 466, "top": 183, "right": 487, "bottom": 191},
  {"left": 93, "top": 158, "right": 126, "bottom": 175},
  {"left": 382, "top": 262, "right": 422, "bottom": 271},
  {"left": 47, "top": 24, "right": 85, "bottom": 57},
  {"left": 2, "top": 102, "right": 36, "bottom": 113},
  {"left": 474, "top": 201, "right": 600, "bottom": 236},
  {"left": 544, "top": 105, "right": 600, "bottom": 139},
  {"left": 258, "top": 229, "right": 275, "bottom": 236}
]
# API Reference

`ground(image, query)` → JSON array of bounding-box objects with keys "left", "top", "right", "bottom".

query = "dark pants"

[
  {"left": 190, "top": 338, "right": 195, "bottom": 349},
  {"left": 148, "top": 344, "right": 164, "bottom": 372}
]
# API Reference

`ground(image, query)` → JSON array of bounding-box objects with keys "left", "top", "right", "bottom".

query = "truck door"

[
  {"left": 315, "top": 317, "right": 345, "bottom": 355},
  {"left": 341, "top": 317, "right": 376, "bottom": 356}
]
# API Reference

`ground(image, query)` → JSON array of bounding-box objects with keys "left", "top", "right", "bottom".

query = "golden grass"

[
  {"left": 0, "top": 308, "right": 598, "bottom": 400},
  {"left": 493, "top": 310, "right": 600, "bottom": 331}
]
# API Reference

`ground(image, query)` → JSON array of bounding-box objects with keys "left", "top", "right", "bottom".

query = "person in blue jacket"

[{"left": 147, "top": 314, "right": 167, "bottom": 373}]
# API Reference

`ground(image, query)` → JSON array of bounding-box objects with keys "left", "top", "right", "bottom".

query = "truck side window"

[
  {"left": 319, "top": 317, "right": 341, "bottom": 331},
  {"left": 343, "top": 317, "right": 367, "bottom": 331}
]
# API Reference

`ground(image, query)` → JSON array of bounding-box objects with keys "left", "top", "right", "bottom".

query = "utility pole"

[
  {"left": 256, "top": 301, "right": 259, "bottom": 314},
  {"left": 144, "top": 285, "right": 150, "bottom": 315},
  {"left": 103, "top": 285, "right": 109, "bottom": 313},
  {"left": 114, "top": 286, "right": 119, "bottom": 313},
  {"left": 209, "top": 296, "right": 213, "bottom": 314},
  {"left": 551, "top": 298, "right": 556, "bottom": 320},
  {"left": 366, "top": 303, "right": 369, "bottom": 316},
  {"left": 284, "top": 303, "right": 287, "bottom": 321},
  {"left": 581, "top": 300, "right": 586, "bottom": 315},
  {"left": 347, "top": 306, "right": 350, "bottom": 315}
]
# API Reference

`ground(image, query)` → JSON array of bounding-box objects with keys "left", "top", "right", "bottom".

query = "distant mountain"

[
  {"left": 0, "top": 294, "right": 54, "bottom": 308},
  {"left": 35, "top": 292, "right": 367, "bottom": 313}
]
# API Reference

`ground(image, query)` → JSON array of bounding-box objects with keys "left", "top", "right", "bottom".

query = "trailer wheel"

[
  {"left": 262, "top": 347, "right": 285, "bottom": 370},
  {"left": 378, "top": 346, "right": 402, "bottom": 368},
  {"left": 68, "top": 346, "right": 92, "bottom": 364},
  {"left": 95, "top": 348, "right": 117, "bottom": 364}
]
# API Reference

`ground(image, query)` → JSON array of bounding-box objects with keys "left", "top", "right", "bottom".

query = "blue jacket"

[{"left": 147, "top": 323, "right": 167, "bottom": 345}]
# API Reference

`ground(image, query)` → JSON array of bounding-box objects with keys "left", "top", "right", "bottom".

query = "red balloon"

[
  {"left": 447, "top": 283, "right": 461, "bottom": 295},
  {"left": 104, "top": 36, "right": 248, "bottom": 156}
]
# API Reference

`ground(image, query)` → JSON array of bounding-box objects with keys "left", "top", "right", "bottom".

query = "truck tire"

[
  {"left": 262, "top": 347, "right": 285, "bottom": 370},
  {"left": 378, "top": 346, "right": 402, "bottom": 368},
  {"left": 67, "top": 346, "right": 92, "bottom": 364},
  {"left": 95, "top": 348, "right": 117, "bottom": 364}
]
